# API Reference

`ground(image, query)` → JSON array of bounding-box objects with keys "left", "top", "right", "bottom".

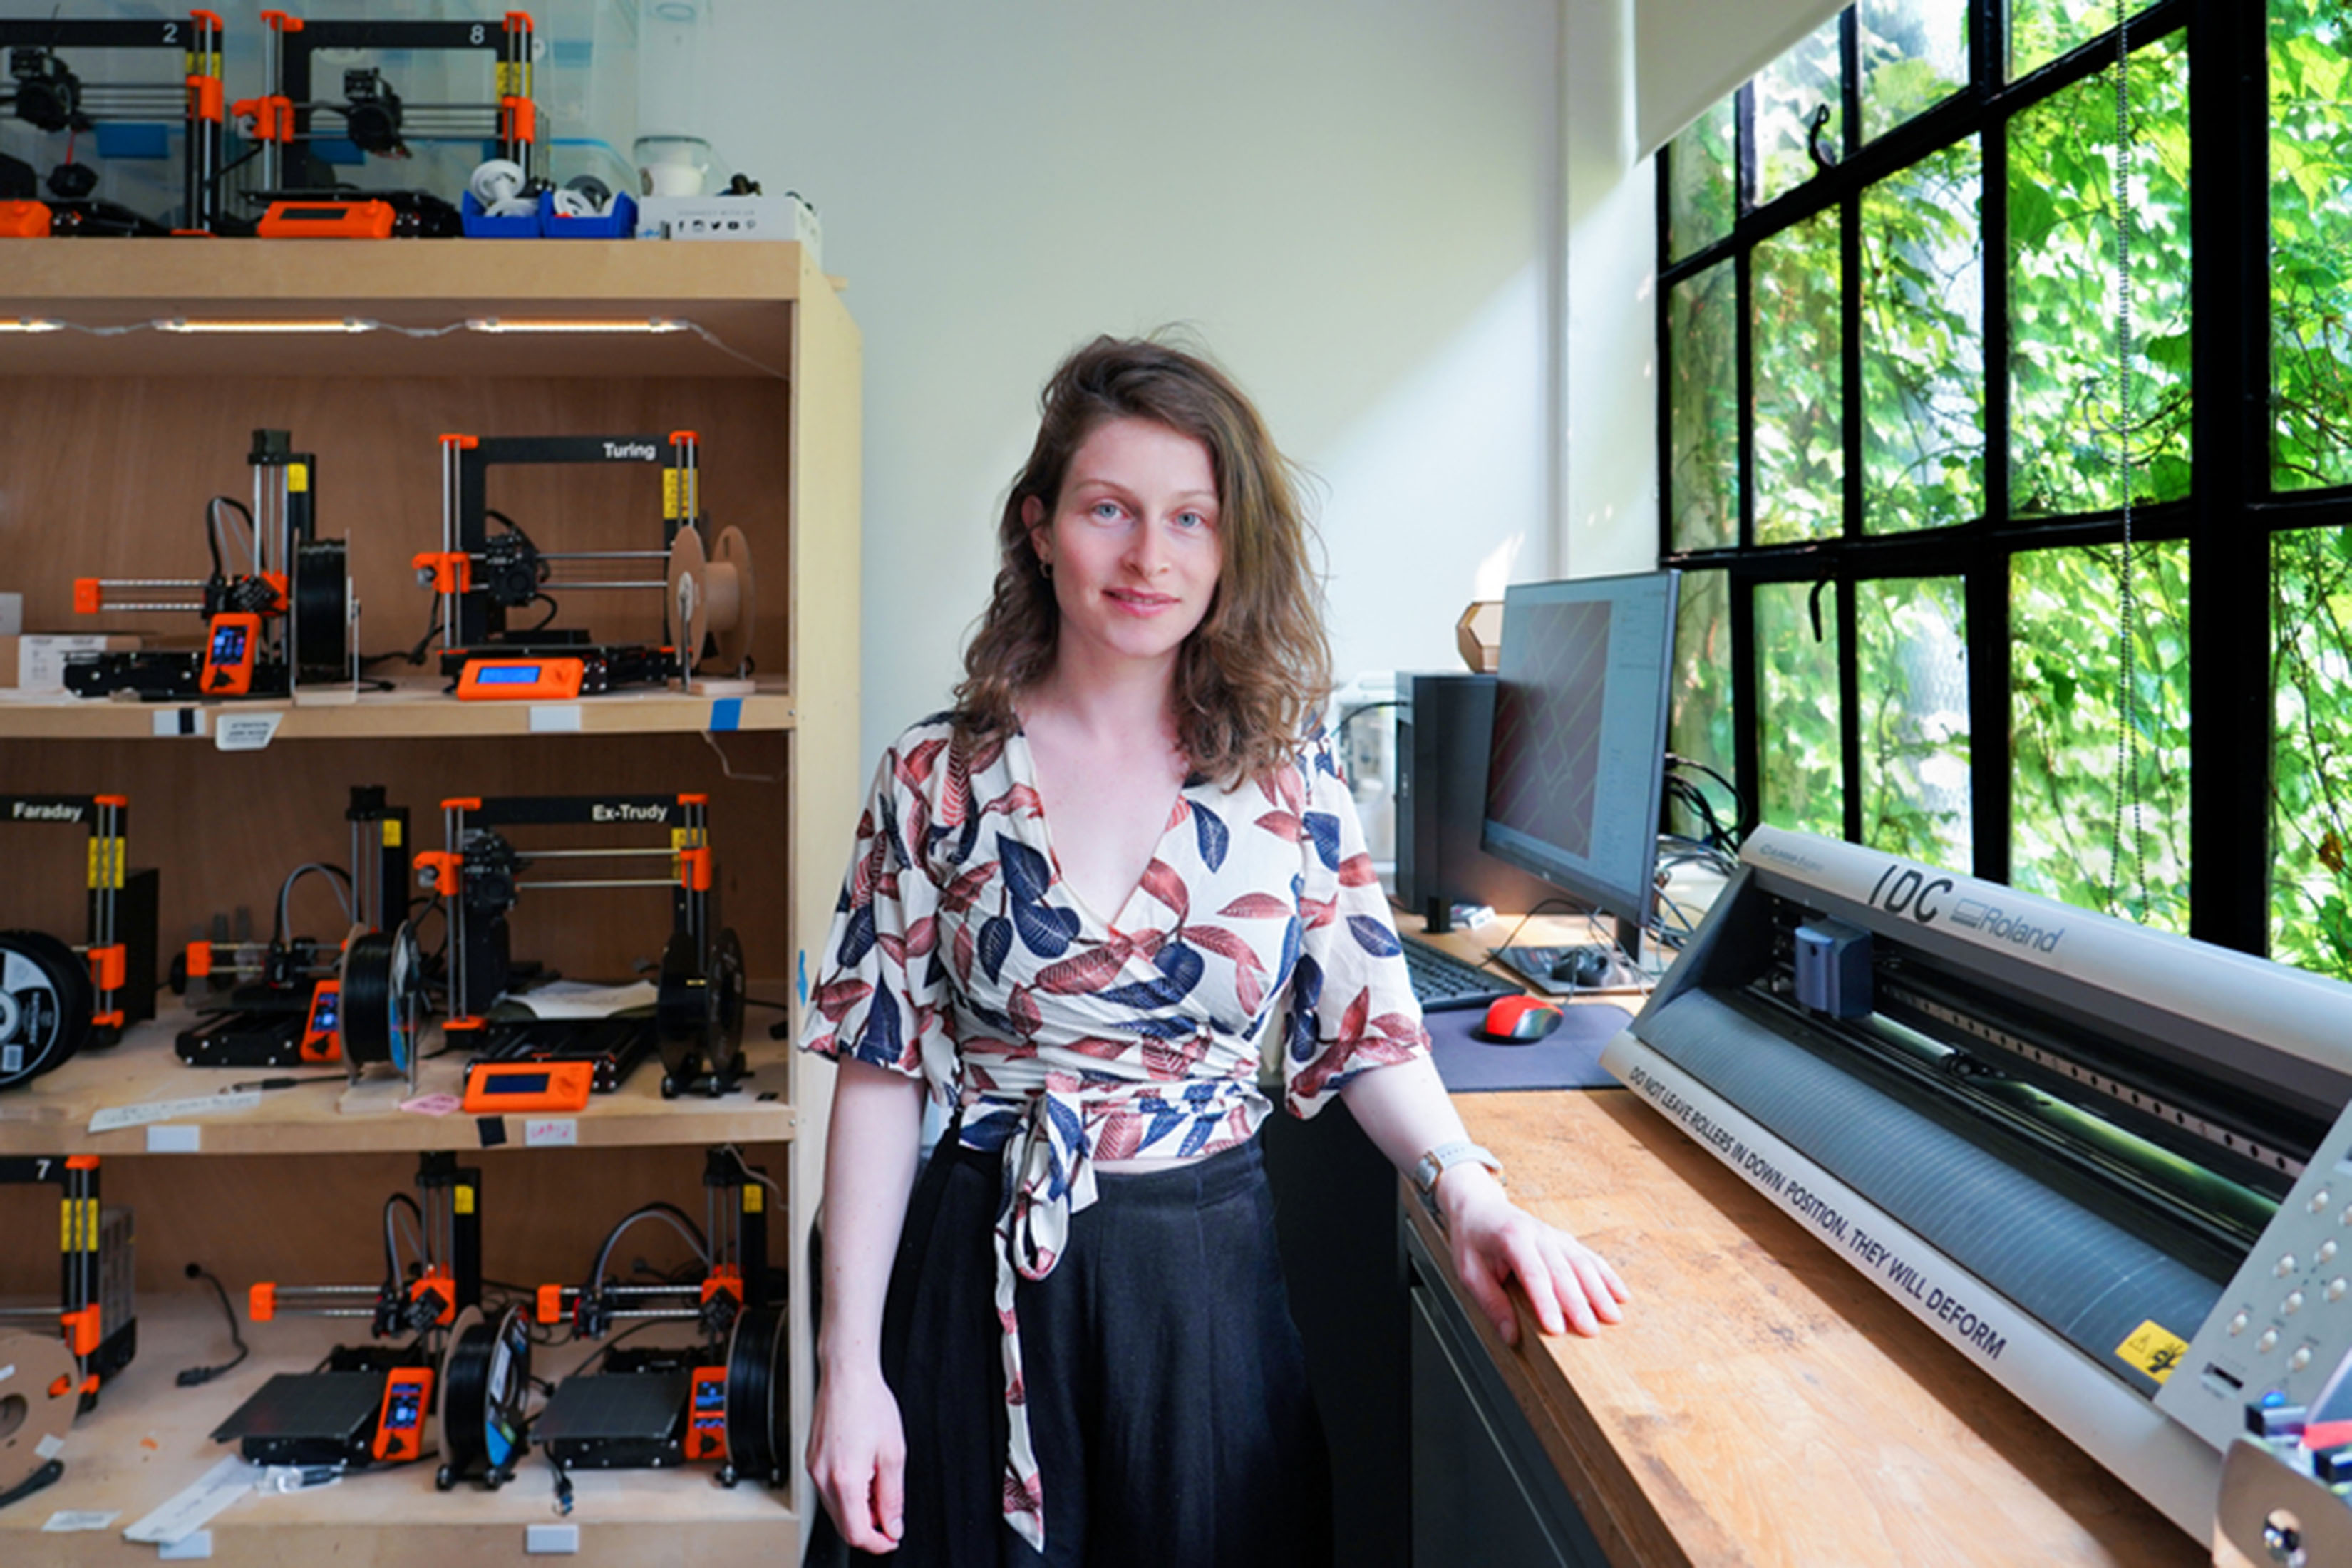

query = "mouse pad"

[{"left": 1425, "top": 1001, "right": 1633, "bottom": 1092}]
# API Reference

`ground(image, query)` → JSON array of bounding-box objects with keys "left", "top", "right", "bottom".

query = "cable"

[
  {"left": 587, "top": 1205, "right": 711, "bottom": 1295},
  {"left": 702, "top": 731, "right": 778, "bottom": 782},
  {"left": 384, "top": 1191, "right": 424, "bottom": 1292},
  {"left": 174, "top": 1262, "right": 249, "bottom": 1386},
  {"left": 272, "top": 862, "right": 353, "bottom": 952}
]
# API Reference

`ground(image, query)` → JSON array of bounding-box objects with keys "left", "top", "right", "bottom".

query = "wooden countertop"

[{"left": 1406, "top": 1088, "right": 2204, "bottom": 1568}]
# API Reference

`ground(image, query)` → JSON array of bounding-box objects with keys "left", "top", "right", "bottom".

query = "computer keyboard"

[{"left": 1398, "top": 934, "right": 1522, "bottom": 1012}]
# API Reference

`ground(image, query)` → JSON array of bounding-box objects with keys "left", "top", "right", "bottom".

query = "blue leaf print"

[
  {"left": 1304, "top": 811, "right": 1341, "bottom": 870},
  {"left": 999, "top": 835, "right": 1053, "bottom": 904},
  {"left": 1128, "top": 1014, "right": 1204, "bottom": 1041},
  {"left": 1156, "top": 940, "right": 1205, "bottom": 990},
  {"left": 948, "top": 809, "right": 981, "bottom": 867},
  {"left": 1144, "top": 1108, "right": 1186, "bottom": 1147},
  {"left": 880, "top": 796, "right": 911, "bottom": 871},
  {"left": 1177, "top": 1115, "right": 1218, "bottom": 1158},
  {"left": 839, "top": 903, "right": 877, "bottom": 968},
  {"left": 1012, "top": 899, "right": 1080, "bottom": 959},
  {"left": 835, "top": 882, "right": 851, "bottom": 913},
  {"left": 1192, "top": 803, "right": 1229, "bottom": 872},
  {"left": 979, "top": 915, "right": 1013, "bottom": 984},
  {"left": 1286, "top": 954, "right": 1323, "bottom": 1063},
  {"left": 1095, "top": 941, "right": 1205, "bottom": 1011},
  {"left": 865, "top": 979, "right": 902, "bottom": 1062},
  {"left": 1346, "top": 914, "right": 1403, "bottom": 959}
]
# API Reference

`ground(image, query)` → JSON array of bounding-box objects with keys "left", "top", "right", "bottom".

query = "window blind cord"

[{"left": 2105, "top": 0, "right": 2149, "bottom": 924}]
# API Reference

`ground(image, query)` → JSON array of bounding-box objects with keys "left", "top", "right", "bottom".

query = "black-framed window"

[{"left": 1659, "top": 0, "right": 2352, "bottom": 981}]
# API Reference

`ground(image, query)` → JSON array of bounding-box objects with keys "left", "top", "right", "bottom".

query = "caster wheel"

[
  {"left": 435, "top": 1465, "right": 453, "bottom": 1491},
  {"left": 718, "top": 1463, "right": 738, "bottom": 1489},
  {"left": 661, "top": 1075, "right": 679, "bottom": 1100}
]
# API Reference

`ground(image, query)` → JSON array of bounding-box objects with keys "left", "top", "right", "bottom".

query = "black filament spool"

[
  {"left": 436, "top": 1304, "right": 530, "bottom": 1490},
  {"left": 720, "top": 1304, "right": 786, "bottom": 1488},
  {"left": 293, "top": 540, "right": 349, "bottom": 679},
  {"left": 0, "top": 929, "right": 95, "bottom": 1092},
  {"left": 339, "top": 922, "right": 420, "bottom": 1078}
]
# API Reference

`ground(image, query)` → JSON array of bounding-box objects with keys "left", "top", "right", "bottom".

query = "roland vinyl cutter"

[{"left": 1604, "top": 827, "right": 2352, "bottom": 1545}]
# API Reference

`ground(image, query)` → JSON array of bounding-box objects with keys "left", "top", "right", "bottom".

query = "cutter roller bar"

[{"left": 1642, "top": 986, "right": 2229, "bottom": 1398}]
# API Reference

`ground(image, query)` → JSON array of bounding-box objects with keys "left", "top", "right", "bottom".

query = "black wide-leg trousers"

[{"left": 810, "top": 1133, "right": 1334, "bottom": 1568}]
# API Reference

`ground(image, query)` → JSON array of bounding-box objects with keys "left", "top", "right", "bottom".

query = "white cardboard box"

[{"left": 635, "top": 193, "right": 821, "bottom": 265}]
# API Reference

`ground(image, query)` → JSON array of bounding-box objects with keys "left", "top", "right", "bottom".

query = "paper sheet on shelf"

[{"left": 510, "top": 979, "right": 657, "bottom": 1019}]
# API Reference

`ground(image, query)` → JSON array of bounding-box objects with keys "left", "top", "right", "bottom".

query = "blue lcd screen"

[
  {"left": 475, "top": 666, "right": 542, "bottom": 685},
  {"left": 210, "top": 624, "right": 247, "bottom": 660},
  {"left": 311, "top": 993, "right": 339, "bottom": 1031}
]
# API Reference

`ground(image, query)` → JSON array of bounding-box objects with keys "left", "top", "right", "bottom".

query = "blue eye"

[
  {"left": 1175, "top": 510, "right": 1210, "bottom": 531},
  {"left": 1090, "top": 500, "right": 1123, "bottom": 522}
]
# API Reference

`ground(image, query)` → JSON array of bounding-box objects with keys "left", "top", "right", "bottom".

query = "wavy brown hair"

[{"left": 955, "top": 334, "right": 1331, "bottom": 785}]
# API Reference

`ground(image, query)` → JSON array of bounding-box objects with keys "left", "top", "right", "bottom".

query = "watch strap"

[{"left": 1413, "top": 1140, "right": 1504, "bottom": 1203}]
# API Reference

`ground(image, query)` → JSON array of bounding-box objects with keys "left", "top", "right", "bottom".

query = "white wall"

[{"left": 696, "top": 0, "right": 1566, "bottom": 765}]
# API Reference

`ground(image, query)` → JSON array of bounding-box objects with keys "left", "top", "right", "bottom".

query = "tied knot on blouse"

[{"left": 800, "top": 713, "right": 1430, "bottom": 1551}]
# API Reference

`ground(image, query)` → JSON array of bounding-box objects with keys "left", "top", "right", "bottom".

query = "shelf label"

[
  {"left": 213, "top": 712, "right": 283, "bottom": 752},
  {"left": 153, "top": 707, "right": 205, "bottom": 737},
  {"left": 43, "top": 1510, "right": 120, "bottom": 1532},
  {"left": 529, "top": 704, "right": 584, "bottom": 733},
  {"left": 146, "top": 1124, "right": 202, "bottom": 1154},
  {"left": 524, "top": 1118, "right": 578, "bottom": 1147},
  {"left": 90, "top": 1090, "right": 260, "bottom": 1134}
]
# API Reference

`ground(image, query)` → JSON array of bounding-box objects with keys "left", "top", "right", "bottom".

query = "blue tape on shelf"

[{"left": 710, "top": 698, "right": 743, "bottom": 733}]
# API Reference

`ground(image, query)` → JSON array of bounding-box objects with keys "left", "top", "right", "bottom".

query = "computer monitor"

[{"left": 1480, "top": 570, "right": 1679, "bottom": 966}]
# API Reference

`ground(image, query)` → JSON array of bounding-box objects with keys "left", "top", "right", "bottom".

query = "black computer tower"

[{"left": 1393, "top": 673, "right": 1557, "bottom": 931}]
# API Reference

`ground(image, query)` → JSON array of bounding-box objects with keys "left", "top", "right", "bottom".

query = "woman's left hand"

[{"left": 1439, "top": 1165, "right": 1628, "bottom": 1346}]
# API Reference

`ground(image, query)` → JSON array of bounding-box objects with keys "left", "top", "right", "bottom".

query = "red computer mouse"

[{"left": 1482, "top": 994, "right": 1563, "bottom": 1045}]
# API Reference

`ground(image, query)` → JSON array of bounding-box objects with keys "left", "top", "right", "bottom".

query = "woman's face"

[{"left": 1023, "top": 417, "right": 1222, "bottom": 679}]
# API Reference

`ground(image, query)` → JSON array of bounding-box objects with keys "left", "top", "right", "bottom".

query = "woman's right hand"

[{"left": 808, "top": 1358, "right": 907, "bottom": 1553}]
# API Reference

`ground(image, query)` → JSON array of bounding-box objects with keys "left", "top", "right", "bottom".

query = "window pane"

[
  {"left": 2010, "top": 541, "right": 2192, "bottom": 933},
  {"left": 2270, "top": 0, "right": 2352, "bottom": 492},
  {"left": 2271, "top": 527, "right": 2352, "bottom": 980},
  {"left": 1756, "top": 579, "right": 1844, "bottom": 838},
  {"left": 1668, "top": 569, "right": 1736, "bottom": 837},
  {"left": 1755, "top": 212, "right": 1844, "bottom": 545},
  {"left": 1857, "top": 577, "right": 1971, "bottom": 869},
  {"left": 1755, "top": 13, "right": 1846, "bottom": 208},
  {"left": 1862, "top": 141, "right": 1984, "bottom": 532},
  {"left": 1861, "top": 0, "right": 1971, "bottom": 143},
  {"left": 2007, "top": 30, "right": 2192, "bottom": 520},
  {"left": 1668, "top": 98, "right": 1738, "bottom": 262},
  {"left": 1669, "top": 262, "right": 1740, "bottom": 552},
  {"left": 2010, "top": 0, "right": 2157, "bottom": 81}
]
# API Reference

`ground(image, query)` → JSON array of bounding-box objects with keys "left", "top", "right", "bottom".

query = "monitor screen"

[{"left": 1480, "top": 572, "right": 1679, "bottom": 951}]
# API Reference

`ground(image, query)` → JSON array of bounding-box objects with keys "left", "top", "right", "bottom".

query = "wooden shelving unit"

[{"left": 0, "top": 239, "right": 860, "bottom": 1557}]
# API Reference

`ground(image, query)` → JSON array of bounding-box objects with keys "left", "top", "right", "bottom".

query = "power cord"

[{"left": 175, "top": 1263, "right": 249, "bottom": 1386}]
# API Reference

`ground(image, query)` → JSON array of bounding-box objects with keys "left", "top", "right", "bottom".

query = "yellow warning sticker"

[
  {"left": 455, "top": 1185, "right": 476, "bottom": 1216},
  {"left": 383, "top": 819, "right": 403, "bottom": 848},
  {"left": 743, "top": 1185, "right": 764, "bottom": 1214},
  {"left": 288, "top": 463, "right": 309, "bottom": 494},
  {"left": 2115, "top": 1319, "right": 2189, "bottom": 1383}
]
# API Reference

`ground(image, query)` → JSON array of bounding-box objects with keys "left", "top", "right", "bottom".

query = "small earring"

[{"left": 1040, "top": 559, "right": 1053, "bottom": 579}]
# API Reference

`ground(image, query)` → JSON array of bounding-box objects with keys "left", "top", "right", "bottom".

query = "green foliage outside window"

[
  {"left": 2011, "top": 0, "right": 2133, "bottom": 81},
  {"left": 1862, "top": 0, "right": 1971, "bottom": 143},
  {"left": 1862, "top": 141, "right": 1984, "bottom": 532},
  {"left": 2008, "top": 30, "right": 2192, "bottom": 519},
  {"left": 2010, "top": 542, "right": 2193, "bottom": 933},
  {"left": 1668, "top": 569, "right": 1735, "bottom": 833},
  {"left": 1757, "top": 581, "right": 1845, "bottom": 839},
  {"left": 2270, "top": 0, "right": 2352, "bottom": 492},
  {"left": 1670, "top": 264, "right": 1739, "bottom": 552},
  {"left": 1755, "top": 14, "right": 1847, "bottom": 207},
  {"left": 1668, "top": 99, "right": 1738, "bottom": 263},
  {"left": 1859, "top": 577, "right": 1971, "bottom": 867},
  {"left": 2272, "top": 529, "right": 2352, "bottom": 979},
  {"left": 1754, "top": 212, "right": 1844, "bottom": 545}
]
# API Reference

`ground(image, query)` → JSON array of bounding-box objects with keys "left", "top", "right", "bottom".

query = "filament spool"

[
  {"left": 0, "top": 929, "right": 94, "bottom": 1092},
  {"left": 0, "top": 1329, "right": 77, "bottom": 1503},
  {"left": 292, "top": 539, "right": 350, "bottom": 679},
  {"left": 435, "top": 1303, "right": 532, "bottom": 1490},
  {"left": 718, "top": 1303, "right": 786, "bottom": 1489},
  {"left": 666, "top": 523, "right": 757, "bottom": 679},
  {"left": 339, "top": 922, "right": 424, "bottom": 1085}
]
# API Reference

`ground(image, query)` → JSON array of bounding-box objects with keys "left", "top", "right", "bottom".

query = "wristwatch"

[{"left": 1412, "top": 1140, "right": 1505, "bottom": 1205}]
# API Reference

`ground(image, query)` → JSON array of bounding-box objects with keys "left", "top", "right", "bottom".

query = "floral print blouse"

[{"left": 799, "top": 711, "right": 1430, "bottom": 1550}]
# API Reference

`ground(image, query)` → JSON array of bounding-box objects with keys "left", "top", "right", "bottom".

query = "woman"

[{"left": 802, "top": 336, "right": 1627, "bottom": 1566}]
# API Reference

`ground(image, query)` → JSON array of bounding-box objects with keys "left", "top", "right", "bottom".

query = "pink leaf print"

[
  {"left": 813, "top": 978, "right": 872, "bottom": 1021},
  {"left": 1236, "top": 961, "right": 1265, "bottom": 1015},
  {"left": 1254, "top": 810, "right": 1302, "bottom": 843},
  {"left": 1142, "top": 1043, "right": 1189, "bottom": 1080},
  {"left": 1034, "top": 939, "right": 1135, "bottom": 996},
  {"left": 1338, "top": 988, "right": 1370, "bottom": 1047},
  {"left": 1185, "top": 925, "right": 1264, "bottom": 973},
  {"left": 895, "top": 737, "right": 947, "bottom": 789},
  {"left": 1167, "top": 797, "right": 1191, "bottom": 827},
  {"left": 939, "top": 742, "right": 972, "bottom": 828},
  {"left": 1137, "top": 859, "right": 1188, "bottom": 919},
  {"left": 953, "top": 922, "right": 976, "bottom": 984},
  {"left": 984, "top": 783, "right": 1044, "bottom": 819},
  {"left": 877, "top": 932, "right": 906, "bottom": 967},
  {"left": 1217, "top": 892, "right": 1291, "bottom": 919},
  {"left": 905, "top": 916, "right": 937, "bottom": 959},
  {"left": 1007, "top": 985, "right": 1042, "bottom": 1038},
  {"left": 1095, "top": 1118, "right": 1144, "bottom": 1161},
  {"left": 1064, "top": 1036, "right": 1129, "bottom": 1061},
  {"left": 940, "top": 863, "right": 996, "bottom": 916},
  {"left": 1274, "top": 764, "right": 1304, "bottom": 816},
  {"left": 1338, "top": 852, "right": 1381, "bottom": 888},
  {"left": 1301, "top": 894, "right": 1338, "bottom": 930}
]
